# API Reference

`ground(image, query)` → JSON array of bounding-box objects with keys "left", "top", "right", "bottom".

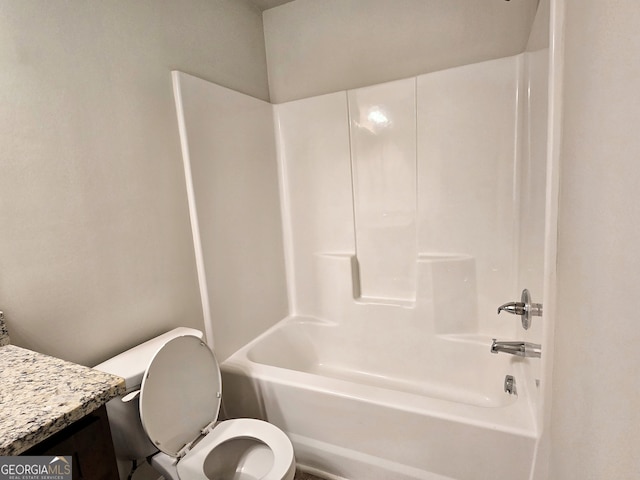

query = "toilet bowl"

[
  {"left": 94, "top": 329, "right": 295, "bottom": 480},
  {"left": 173, "top": 419, "right": 294, "bottom": 480},
  {"left": 149, "top": 418, "right": 295, "bottom": 480}
]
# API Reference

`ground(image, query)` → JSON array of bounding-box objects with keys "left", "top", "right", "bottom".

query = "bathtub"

[{"left": 221, "top": 316, "right": 537, "bottom": 480}]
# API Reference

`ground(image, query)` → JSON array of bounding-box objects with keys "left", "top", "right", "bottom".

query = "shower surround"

[
  {"left": 276, "top": 56, "right": 522, "bottom": 335},
  {"left": 174, "top": 43, "right": 549, "bottom": 479}
]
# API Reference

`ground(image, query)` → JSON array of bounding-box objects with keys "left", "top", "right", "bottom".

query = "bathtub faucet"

[{"left": 490, "top": 339, "right": 541, "bottom": 358}]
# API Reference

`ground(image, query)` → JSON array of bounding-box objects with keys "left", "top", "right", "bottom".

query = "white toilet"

[{"left": 95, "top": 327, "right": 295, "bottom": 480}]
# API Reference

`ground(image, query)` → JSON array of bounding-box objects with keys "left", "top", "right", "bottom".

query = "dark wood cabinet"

[{"left": 24, "top": 405, "right": 119, "bottom": 480}]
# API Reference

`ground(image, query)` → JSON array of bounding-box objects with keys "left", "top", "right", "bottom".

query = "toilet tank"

[{"left": 94, "top": 327, "right": 204, "bottom": 460}]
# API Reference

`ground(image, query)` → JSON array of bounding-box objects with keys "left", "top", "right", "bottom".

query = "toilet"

[{"left": 94, "top": 327, "right": 295, "bottom": 480}]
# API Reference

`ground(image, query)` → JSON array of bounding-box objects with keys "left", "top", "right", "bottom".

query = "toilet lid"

[{"left": 139, "top": 335, "right": 222, "bottom": 457}]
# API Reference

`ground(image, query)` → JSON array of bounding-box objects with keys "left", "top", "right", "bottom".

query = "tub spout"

[{"left": 490, "top": 339, "right": 541, "bottom": 358}]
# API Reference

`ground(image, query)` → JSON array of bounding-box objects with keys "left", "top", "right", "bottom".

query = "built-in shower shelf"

[
  {"left": 354, "top": 296, "right": 416, "bottom": 308},
  {"left": 436, "top": 333, "right": 503, "bottom": 347}
]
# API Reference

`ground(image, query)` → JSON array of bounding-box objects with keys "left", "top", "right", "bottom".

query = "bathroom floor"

[{"left": 295, "top": 470, "right": 327, "bottom": 480}]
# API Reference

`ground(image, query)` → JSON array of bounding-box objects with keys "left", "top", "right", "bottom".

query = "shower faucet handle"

[
  {"left": 497, "top": 302, "right": 526, "bottom": 316},
  {"left": 497, "top": 289, "right": 542, "bottom": 330}
]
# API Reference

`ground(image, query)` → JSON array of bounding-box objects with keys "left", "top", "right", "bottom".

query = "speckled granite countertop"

[
  {"left": 0, "top": 313, "right": 9, "bottom": 347},
  {"left": 0, "top": 344, "right": 125, "bottom": 455}
]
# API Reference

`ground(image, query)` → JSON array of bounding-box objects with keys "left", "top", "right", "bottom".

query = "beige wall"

[
  {"left": 550, "top": 0, "right": 640, "bottom": 477},
  {"left": 0, "top": 0, "right": 270, "bottom": 366},
  {"left": 263, "top": 0, "right": 539, "bottom": 103}
]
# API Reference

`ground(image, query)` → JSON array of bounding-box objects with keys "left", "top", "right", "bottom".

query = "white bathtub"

[{"left": 221, "top": 316, "right": 537, "bottom": 480}]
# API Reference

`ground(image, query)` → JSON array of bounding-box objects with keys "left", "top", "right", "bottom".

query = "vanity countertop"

[
  {"left": 0, "top": 344, "right": 125, "bottom": 455},
  {"left": 0, "top": 315, "right": 9, "bottom": 347}
]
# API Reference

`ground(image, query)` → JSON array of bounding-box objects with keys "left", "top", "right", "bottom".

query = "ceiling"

[
  {"left": 249, "top": 0, "right": 295, "bottom": 11},
  {"left": 263, "top": 0, "right": 544, "bottom": 103}
]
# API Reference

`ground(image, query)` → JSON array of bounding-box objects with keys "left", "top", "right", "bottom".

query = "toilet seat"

[
  {"left": 139, "top": 335, "right": 294, "bottom": 480},
  {"left": 177, "top": 418, "right": 295, "bottom": 480},
  {"left": 139, "top": 334, "right": 222, "bottom": 458}
]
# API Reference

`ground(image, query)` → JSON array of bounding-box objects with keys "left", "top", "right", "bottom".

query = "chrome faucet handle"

[
  {"left": 497, "top": 302, "right": 526, "bottom": 316},
  {"left": 497, "top": 289, "right": 542, "bottom": 330}
]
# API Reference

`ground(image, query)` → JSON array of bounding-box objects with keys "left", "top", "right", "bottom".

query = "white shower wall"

[
  {"left": 519, "top": 48, "right": 549, "bottom": 349},
  {"left": 173, "top": 72, "right": 288, "bottom": 362},
  {"left": 348, "top": 78, "right": 418, "bottom": 302},
  {"left": 277, "top": 55, "right": 526, "bottom": 337}
]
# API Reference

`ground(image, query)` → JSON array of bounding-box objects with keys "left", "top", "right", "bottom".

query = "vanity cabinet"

[{"left": 23, "top": 405, "right": 119, "bottom": 480}]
